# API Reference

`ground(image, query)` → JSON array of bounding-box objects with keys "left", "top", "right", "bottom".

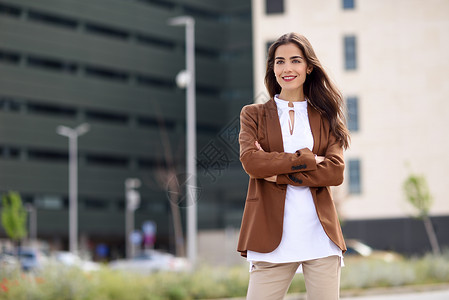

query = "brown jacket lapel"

[
  {"left": 264, "top": 98, "right": 284, "bottom": 153},
  {"left": 307, "top": 101, "right": 322, "bottom": 154},
  {"left": 264, "top": 98, "right": 322, "bottom": 155}
]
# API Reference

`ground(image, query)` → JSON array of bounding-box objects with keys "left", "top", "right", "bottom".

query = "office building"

[
  {"left": 252, "top": 0, "right": 449, "bottom": 253},
  {"left": 0, "top": 0, "right": 252, "bottom": 258}
]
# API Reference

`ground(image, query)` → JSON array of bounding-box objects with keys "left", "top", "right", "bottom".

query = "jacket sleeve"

[
  {"left": 239, "top": 105, "right": 316, "bottom": 179},
  {"left": 276, "top": 129, "right": 345, "bottom": 187}
]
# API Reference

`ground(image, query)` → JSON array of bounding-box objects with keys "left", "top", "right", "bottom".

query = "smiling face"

[{"left": 273, "top": 43, "right": 312, "bottom": 101}]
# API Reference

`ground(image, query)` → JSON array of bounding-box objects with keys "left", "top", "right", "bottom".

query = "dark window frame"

[
  {"left": 347, "top": 96, "right": 359, "bottom": 132},
  {"left": 266, "top": 0, "right": 284, "bottom": 15},
  {"left": 344, "top": 35, "right": 357, "bottom": 70},
  {"left": 343, "top": 0, "right": 355, "bottom": 10},
  {"left": 348, "top": 159, "right": 362, "bottom": 194}
]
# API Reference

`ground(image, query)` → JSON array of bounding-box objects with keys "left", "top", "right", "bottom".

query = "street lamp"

[
  {"left": 26, "top": 203, "right": 37, "bottom": 245},
  {"left": 168, "top": 16, "right": 197, "bottom": 266},
  {"left": 125, "top": 178, "right": 141, "bottom": 259},
  {"left": 56, "top": 123, "right": 90, "bottom": 253}
]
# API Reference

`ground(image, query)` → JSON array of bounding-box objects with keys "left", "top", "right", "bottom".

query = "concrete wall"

[{"left": 252, "top": 0, "right": 449, "bottom": 220}]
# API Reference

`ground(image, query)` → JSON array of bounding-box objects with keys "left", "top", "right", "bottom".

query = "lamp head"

[{"left": 168, "top": 16, "right": 194, "bottom": 27}]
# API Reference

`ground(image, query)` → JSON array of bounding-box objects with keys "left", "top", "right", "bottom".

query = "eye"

[
  {"left": 292, "top": 59, "right": 301, "bottom": 63},
  {"left": 275, "top": 60, "right": 284, "bottom": 65}
]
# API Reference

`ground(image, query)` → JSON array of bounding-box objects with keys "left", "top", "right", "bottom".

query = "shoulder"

[
  {"left": 240, "top": 103, "right": 266, "bottom": 120},
  {"left": 241, "top": 98, "right": 275, "bottom": 115},
  {"left": 241, "top": 103, "right": 264, "bottom": 114}
]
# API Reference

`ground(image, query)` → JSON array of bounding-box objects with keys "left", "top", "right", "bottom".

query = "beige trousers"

[{"left": 246, "top": 255, "right": 341, "bottom": 300}]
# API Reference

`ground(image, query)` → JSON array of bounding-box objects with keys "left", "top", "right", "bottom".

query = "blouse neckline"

[{"left": 274, "top": 94, "right": 308, "bottom": 111}]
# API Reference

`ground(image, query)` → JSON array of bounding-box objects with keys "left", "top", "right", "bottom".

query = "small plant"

[
  {"left": 1, "top": 253, "right": 449, "bottom": 299},
  {"left": 1, "top": 191, "right": 27, "bottom": 254},
  {"left": 403, "top": 173, "right": 440, "bottom": 255}
]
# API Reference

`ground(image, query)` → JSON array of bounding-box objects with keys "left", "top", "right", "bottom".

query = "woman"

[{"left": 237, "top": 33, "right": 350, "bottom": 300}]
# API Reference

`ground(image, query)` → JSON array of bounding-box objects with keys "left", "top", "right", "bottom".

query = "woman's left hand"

[{"left": 264, "top": 175, "right": 277, "bottom": 182}]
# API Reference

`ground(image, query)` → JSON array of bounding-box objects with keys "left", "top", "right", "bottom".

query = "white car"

[
  {"left": 52, "top": 251, "right": 100, "bottom": 272},
  {"left": 345, "top": 239, "right": 402, "bottom": 262},
  {"left": 109, "top": 250, "right": 190, "bottom": 274}
]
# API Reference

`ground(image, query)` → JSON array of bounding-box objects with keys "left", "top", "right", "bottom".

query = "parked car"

[
  {"left": 0, "top": 252, "right": 19, "bottom": 271},
  {"left": 51, "top": 251, "right": 100, "bottom": 272},
  {"left": 20, "top": 248, "right": 50, "bottom": 271},
  {"left": 345, "top": 239, "right": 402, "bottom": 262},
  {"left": 109, "top": 250, "right": 190, "bottom": 274},
  {"left": 2, "top": 247, "right": 49, "bottom": 272}
]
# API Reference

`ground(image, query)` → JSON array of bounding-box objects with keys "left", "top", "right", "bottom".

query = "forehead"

[{"left": 274, "top": 43, "right": 304, "bottom": 58}]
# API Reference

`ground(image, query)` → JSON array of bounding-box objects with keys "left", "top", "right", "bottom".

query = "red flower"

[{"left": 35, "top": 277, "right": 45, "bottom": 284}]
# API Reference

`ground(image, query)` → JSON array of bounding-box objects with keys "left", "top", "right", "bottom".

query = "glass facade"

[{"left": 0, "top": 0, "right": 252, "bottom": 257}]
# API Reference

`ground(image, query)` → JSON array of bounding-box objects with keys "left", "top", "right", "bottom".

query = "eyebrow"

[{"left": 275, "top": 55, "right": 303, "bottom": 60}]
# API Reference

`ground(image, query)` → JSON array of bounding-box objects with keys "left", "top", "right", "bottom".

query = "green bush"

[{"left": 1, "top": 252, "right": 449, "bottom": 300}]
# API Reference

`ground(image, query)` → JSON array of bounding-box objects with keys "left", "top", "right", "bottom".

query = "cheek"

[
  {"left": 273, "top": 63, "right": 283, "bottom": 73},
  {"left": 273, "top": 66, "right": 282, "bottom": 79},
  {"left": 273, "top": 69, "right": 282, "bottom": 84}
]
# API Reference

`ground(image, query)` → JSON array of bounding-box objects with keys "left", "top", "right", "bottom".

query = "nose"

[{"left": 282, "top": 62, "right": 293, "bottom": 73}]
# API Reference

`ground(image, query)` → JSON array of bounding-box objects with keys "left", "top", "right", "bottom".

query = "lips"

[{"left": 282, "top": 76, "right": 297, "bottom": 82}]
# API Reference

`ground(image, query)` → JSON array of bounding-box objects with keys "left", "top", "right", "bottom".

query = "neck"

[{"left": 279, "top": 89, "right": 305, "bottom": 102}]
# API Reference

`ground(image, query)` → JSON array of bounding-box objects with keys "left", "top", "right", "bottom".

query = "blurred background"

[{"left": 0, "top": 0, "right": 448, "bottom": 266}]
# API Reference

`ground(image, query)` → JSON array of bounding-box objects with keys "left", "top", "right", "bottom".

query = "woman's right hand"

[
  {"left": 315, "top": 155, "right": 325, "bottom": 164},
  {"left": 256, "top": 141, "right": 278, "bottom": 182}
]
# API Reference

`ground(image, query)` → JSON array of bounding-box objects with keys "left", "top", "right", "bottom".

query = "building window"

[
  {"left": 85, "top": 110, "right": 128, "bottom": 124},
  {"left": 0, "top": 49, "right": 21, "bottom": 65},
  {"left": 0, "top": 145, "right": 20, "bottom": 159},
  {"left": 0, "top": 2, "right": 22, "bottom": 18},
  {"left": 27, "top": 149, "right": 68, "bottom": 162},
  {"left": 28, "top": 10, "right": 78, "bottom": 30},
  {"left": 27, "top": 102, "right": 77, "bottom": 118},
  {"left": 343, "top": 0, "right": 355, "bottom": 10},
  {"left": 347, "top": 97, "right": 359, "bottom": 131},
  {"left": 84, "top": 22, "right": 130, "bottom": 40},
  {"left": 348, "top": 159, "right": 361, "bottom": 194},
  {"left": 344, "top": 35, "right": 357, "bottom": 70},
  {"left": 86, "top": 154, "right": 129, "bottom": 168},
  {"left": 84, "top": 198, "right": 108, "bottom": 210},
  {"left": 266, "top": 0, "right": 284, "bottom": 14},
  {"left": 0, "top": 97, "right": 21, "bottom": 112},
  {"left": 35, "top": 195, "right": 65, "bottom": 210}
]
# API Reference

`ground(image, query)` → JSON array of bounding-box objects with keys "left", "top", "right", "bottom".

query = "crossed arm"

[
  {"left": 239, "top": 105, "right": 344, "bottom": 188},
  {"left": 255, "top": 141, "right": 325, "bottom": 182}
]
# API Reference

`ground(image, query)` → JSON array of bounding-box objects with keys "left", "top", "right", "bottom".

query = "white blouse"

[{"left": 247, "top": 95, "right": 342, "bottom": 271}]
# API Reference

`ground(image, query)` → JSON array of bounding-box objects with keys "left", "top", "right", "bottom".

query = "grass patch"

[{"left": 1, "top": 252, "right": 448, "bottom": 299}]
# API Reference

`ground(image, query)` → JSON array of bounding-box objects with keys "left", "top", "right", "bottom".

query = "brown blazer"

[{"left": 237, "top": 98, "right": 346, "bottom": 257}]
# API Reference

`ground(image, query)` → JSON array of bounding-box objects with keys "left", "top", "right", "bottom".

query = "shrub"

[{"left": 1, "top": 252, "right": 449, "bottom": 300}]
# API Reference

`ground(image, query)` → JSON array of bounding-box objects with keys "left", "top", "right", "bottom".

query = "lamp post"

[
  {"left": 168, "top": 16, "right": 197, "bottom": 266},
  {"left": 56, "top": 123, "right": 90, "bottom": 253},
  {"left": 125, "top": 178, "right": 141, "bottom": 259},
  {"left": 26, "top": 203, "right": 37, "bottom": 245}
]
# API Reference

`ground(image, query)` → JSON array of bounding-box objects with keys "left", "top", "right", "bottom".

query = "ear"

[{"left": 307, "top": 67, "right": 313, "bottom": 74}]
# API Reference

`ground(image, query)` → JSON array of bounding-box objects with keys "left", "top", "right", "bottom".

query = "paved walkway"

[
  {"left": 341, "top": 288, "right": 449, "bottom": 299},
  {"left": 212, "top": 284, "right": 449, "bottom": 300},
  {"left": 283, "top": 283, "right": 449, "bottom": 300}
]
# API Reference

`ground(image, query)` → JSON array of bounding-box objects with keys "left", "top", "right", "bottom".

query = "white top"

[{"left": 247, "top": 95, "right": 342, "bottom": 271}]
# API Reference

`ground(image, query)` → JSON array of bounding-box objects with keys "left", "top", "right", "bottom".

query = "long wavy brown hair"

[{"left": 265, "top": 32, "right": 350, "bottom": 149}]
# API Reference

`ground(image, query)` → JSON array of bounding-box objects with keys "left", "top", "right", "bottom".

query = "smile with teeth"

[{"left": 282, "top": 75, "right": 297, "bottom": 82}]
